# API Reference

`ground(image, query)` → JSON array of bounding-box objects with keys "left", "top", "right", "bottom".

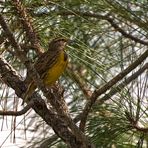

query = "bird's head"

[{"left": 48, "top": 38, "right": 68, "bottom": 51}]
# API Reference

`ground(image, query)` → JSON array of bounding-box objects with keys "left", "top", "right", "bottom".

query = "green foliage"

[{"left": 0, "top": 0, "right": 147, "bottom": 147}]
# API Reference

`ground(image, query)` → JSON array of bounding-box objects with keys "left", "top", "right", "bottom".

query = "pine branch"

[
  {"left": 125, "top": 111, "right": 148, "bottom": 133},
  {"left": 0, "top": 101, "right": 33, "bottom": 116},
  {"left": 96, "top": 62, "right": 148, "bottom": 104},
  {"left": 79, "top": 50, "right": 148, "bottom": 131},
  {"left": 53, "top": 11, "right": 148, "bottom": 46}
]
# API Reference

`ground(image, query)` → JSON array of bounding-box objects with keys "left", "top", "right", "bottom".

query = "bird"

[{"left": 22, "top": 38, "right": 68, "bottom": 105}]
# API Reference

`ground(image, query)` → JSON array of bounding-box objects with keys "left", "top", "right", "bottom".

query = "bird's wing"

[{"left": 34, "top": 51, "right": 59, "bottom": 76}]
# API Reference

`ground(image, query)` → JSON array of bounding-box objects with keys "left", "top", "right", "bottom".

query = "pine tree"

[{"left": 0, "top": 0, "right": 147, "bottom": 147}]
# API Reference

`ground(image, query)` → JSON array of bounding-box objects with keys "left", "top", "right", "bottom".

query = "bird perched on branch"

[{"left": 22, "top": 38, "right": 68, "bottom": 104}]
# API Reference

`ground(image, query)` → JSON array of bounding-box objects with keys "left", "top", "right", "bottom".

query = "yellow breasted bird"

[{"left": 22, "top": 38, "right": 68, "bottom": 104}]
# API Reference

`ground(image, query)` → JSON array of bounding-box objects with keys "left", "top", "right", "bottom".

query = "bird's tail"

[{"left": 22, "top": 81, "right": 36, "bottom": 105}]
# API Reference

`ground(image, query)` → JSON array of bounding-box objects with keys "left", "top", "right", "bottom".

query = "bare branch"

[{"left": 0, "top": 101, "right": 33, "bottom": 116}]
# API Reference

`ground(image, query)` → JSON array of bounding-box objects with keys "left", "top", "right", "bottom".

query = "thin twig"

[
  {"left": 0, "top": 101, "right": 33, "bottom": 116},
  {"left": 125, "top": 111, "right": 148, "bottom": 133},
  {"left": 67, "top": 67, "right": 92, "bottom": 99}
]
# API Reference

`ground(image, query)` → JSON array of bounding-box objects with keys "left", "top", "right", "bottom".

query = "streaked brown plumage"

[{"left": 22, "top": 38, "right": 68, "bottom": 104}]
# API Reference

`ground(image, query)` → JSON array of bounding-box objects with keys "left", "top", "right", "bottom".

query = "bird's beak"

[{"left": 67, "top": 39, "right": 74, "bottom": 45}]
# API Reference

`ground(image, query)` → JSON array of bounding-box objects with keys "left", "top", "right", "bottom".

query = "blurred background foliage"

[{"left": 0, "top": 0, "right": 147, "bottom": 147}]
